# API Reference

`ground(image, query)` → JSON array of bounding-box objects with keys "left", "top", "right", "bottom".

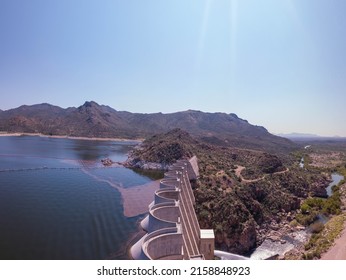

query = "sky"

[{"left": 0, "top": 0, "right": 345, "bottom": 136}]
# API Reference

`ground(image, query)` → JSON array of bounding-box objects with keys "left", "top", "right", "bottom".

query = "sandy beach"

[{"left": 0, "top": 132, "right": 143, "bottom": 142}]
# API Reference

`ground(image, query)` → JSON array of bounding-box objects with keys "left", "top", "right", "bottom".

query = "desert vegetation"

[
  {"left": 126, "top": 129, "right": 336, "bottom": 255},
  {"left": 284, "top": 142, "right": 346, "bottom": 259}
]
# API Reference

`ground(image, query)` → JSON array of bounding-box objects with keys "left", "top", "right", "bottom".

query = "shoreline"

[{"left": 0, "top": 132, "right": 143, "bottom": 143}]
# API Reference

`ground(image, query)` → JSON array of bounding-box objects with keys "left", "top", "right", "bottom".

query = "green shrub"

[
  {"left": 289, "top": 219, "right": 299, "bottom": 227},
  {"left": 310, "top": 222, "right": 324, "bottom": 234},
  {"left": 296, "top": 211, "right": 318, "bottom": 226},
  {"left": 300, "top": 204, "right": 310, "bottom": 214}
]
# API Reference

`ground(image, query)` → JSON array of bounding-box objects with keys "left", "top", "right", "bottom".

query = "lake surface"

[{"left": 0, "top": 136, "right": 153, "bottom": 260}]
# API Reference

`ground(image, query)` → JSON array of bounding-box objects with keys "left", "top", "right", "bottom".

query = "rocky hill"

[
  {"left": 0, "top": 101, "right": 297, "bottom": 153},
  {"left": 125, "top": 129, "right": 199, "bottom": 170}
]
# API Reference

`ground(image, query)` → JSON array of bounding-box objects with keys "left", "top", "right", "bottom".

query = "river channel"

[{"left": 251, "top": 167, "right": 344, "bottom": 259}]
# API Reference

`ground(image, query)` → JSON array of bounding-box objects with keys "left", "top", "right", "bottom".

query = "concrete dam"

[{"left": 130, "top": 156, "right": 215, "bottom": 260}]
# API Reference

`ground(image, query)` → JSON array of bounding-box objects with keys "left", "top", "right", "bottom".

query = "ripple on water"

[
  {"left": 250, "top": 239, "right": 295, "bottom": 260},
  {"left": 0, "top": 169, "right": 140, "bottom": 259}
]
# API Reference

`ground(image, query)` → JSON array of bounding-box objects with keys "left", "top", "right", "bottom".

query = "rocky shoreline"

[
  {"left": 124, "top": 159, "right": 172, "bottom": 171},
  {"left": 123, "top": 145, "right": 174, "bottom": 171}
]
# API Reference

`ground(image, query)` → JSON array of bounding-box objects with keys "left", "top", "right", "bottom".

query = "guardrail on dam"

[{"left": 131, "top": 156, "right": 215, "bottom": 260}]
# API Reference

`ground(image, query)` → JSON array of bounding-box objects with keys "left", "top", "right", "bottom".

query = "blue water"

[
  {"left": 0, "top": 136, "right": 151, "bottom": 259},
  {"left": 326, "top": 173, "right": 344, "bottom": 197}
]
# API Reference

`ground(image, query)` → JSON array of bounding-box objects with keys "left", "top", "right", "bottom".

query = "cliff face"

[{"left": 0, "top": 101, "right": 297, "bottom": 153}]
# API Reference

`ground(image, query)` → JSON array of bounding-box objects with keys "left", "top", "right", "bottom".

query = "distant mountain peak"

[
  {"left": 186, "top": 109, "right": 202, "bottom": 113},
  {"left": 80, "top": 101, "right": 100, "bottom": 108}
]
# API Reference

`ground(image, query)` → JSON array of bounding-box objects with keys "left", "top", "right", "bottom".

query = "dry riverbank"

[{"left": 0, "top": 132, "right": 143, "bottom": 142}]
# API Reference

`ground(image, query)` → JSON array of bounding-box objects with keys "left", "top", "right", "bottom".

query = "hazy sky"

[{"left": 1, "top": 0, "right": 345, "bottom": 136}]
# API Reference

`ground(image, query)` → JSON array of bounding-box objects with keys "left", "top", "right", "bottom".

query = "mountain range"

[
  {"left": 278, "top": 132, "right": 322, "bottom": 139},
  {"left": 0, "top": 101, "right": 297, "bottom": 153},
  {"left": 278, "top": 133, "right": 346, "bottom": 142}
]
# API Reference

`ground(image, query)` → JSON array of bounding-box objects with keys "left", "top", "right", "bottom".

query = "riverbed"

[{"left": 250, "top": 172, "right": 344, "bottom": 259}]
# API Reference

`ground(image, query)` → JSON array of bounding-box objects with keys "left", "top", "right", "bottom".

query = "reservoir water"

[{"left": 0, "top": 136, "right": 154, "bottom": 260}]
